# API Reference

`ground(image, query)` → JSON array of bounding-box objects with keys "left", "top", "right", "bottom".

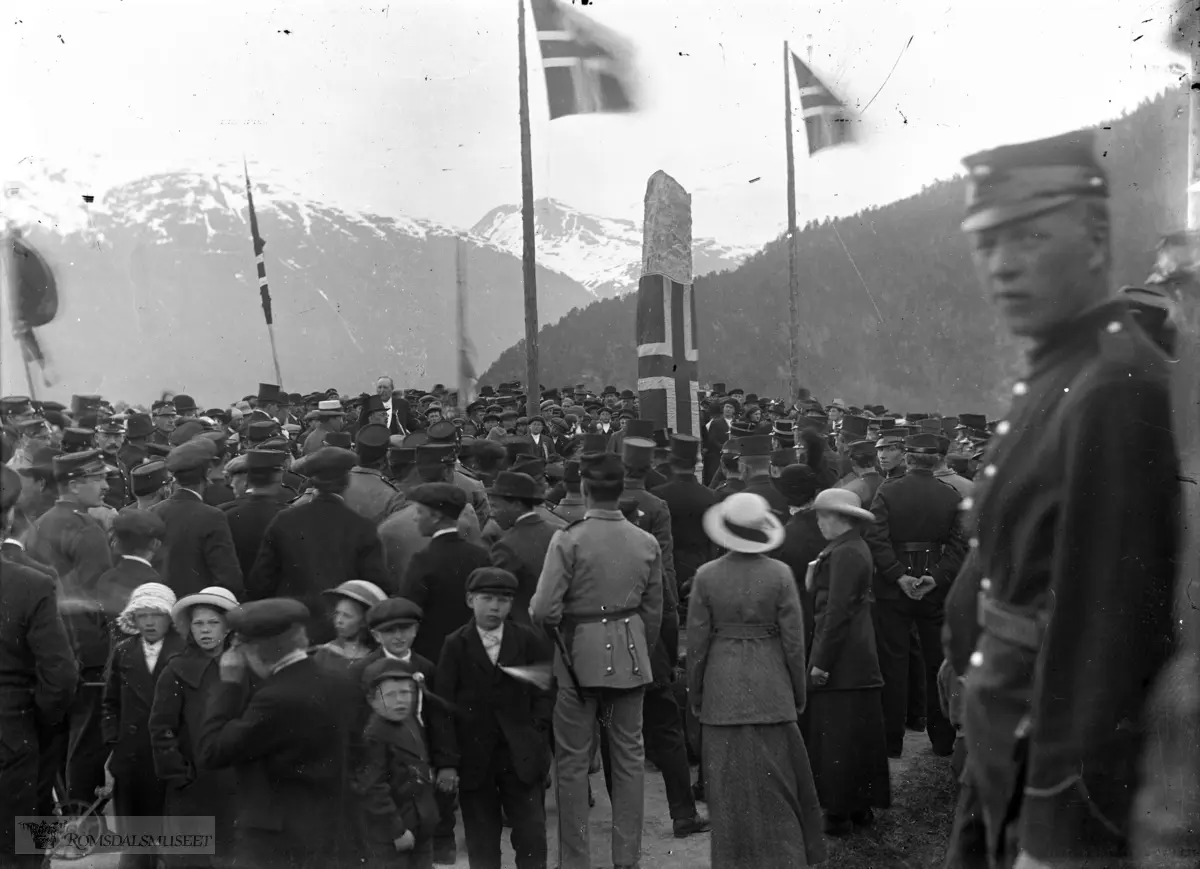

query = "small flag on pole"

[
  {"left": 790, "top": 52, "right": 854, "bottom": 155},
  {"left": 530, "top": 0, "right": 638, "bottom": 120},
  {"left": 243, "top": 160, "right": 273, "bottom": 326}
]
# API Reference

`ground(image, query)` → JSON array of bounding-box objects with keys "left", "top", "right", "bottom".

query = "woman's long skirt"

[
  {"left": 703, "top": 721, "right": 827, "bottom": 868},
  {"left": 804, "top": 687, "right": 892, "bottom": 817}
]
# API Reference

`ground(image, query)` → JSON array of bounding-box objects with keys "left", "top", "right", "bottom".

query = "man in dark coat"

[
  {"left": 0, "top": 465, "right": 78, "bottom": 868},
  {"left": 944, "top": 131, "right": 1181, "bottom": 869},
  {"left": 220, "top": 450, "right": 292, "bottom": 577},
  {"left": 862, "top": 433, "right": 965, "bottom": 759},
  {"left": 196, "top": 599, "right": 358, "bottom": 869},
  {"left": 95, "top": 420, "right": 133, "bottom": 509},
  {"left": 487, "top": 471, "right": 560, "bottom": 629},
  {"left": 28, "top": 449, "right": 114, "bottom": 597},
  {"left": 247, "top": 447, "right": 391, "bottom": 645},
  {"left": 651, "top": 434, "right": 717, "bottom": 606},
  {"left": 621, "top": 438, "right": 678, "bottom": 610},
  {"left": 150, "top": 440, "right": 242, "bottom": 598},
  {"left": 737, "top": 434, "right": 788, "bottom": 521}
]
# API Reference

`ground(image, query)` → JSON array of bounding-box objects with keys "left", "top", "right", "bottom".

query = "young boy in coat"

[
  {"left": 102, "top": 581, "right": 186, "bottom": 869},
  {"left": 435, "top": 567, "right": 554, "bottom": 869},
  {"left": 356, "top": 657, "right": 441, "bottom": 869}
]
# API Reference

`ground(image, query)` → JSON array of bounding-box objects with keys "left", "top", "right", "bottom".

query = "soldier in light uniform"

[{"left": 945, "top": 131, "right": 1181, "bottom": 869}]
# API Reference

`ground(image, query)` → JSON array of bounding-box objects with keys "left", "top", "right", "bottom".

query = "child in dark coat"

[
  {"left": 435, "top": 567, "right": 554, "bottom": 869},
  {"left": 356, "top": 657, "right": 441, "bottom": 869}
]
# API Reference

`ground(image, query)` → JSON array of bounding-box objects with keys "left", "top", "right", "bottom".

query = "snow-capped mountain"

[
  {"left": 1, "top": 163, "right": 596, "bottom": 404},
  {"left": 470, "top": 198, "right": 757, "bottom": 298}
]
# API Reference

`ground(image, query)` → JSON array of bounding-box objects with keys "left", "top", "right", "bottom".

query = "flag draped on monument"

[{"left": 637, "top": 171, "right": 699, "bottom": 436}]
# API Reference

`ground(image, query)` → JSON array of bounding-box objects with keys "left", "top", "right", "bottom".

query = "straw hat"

[
  {"left": 811, "top": 488, "right": 873, "bottom": 521},
  {"left": 171, "top": 586, "right": 240, "bottom": 624},
  {"left": 702, "top": 492, "right": 785, "bottom": 554},
  {"left": 322, "top": 580, "right": 389, "bottom": 609}
]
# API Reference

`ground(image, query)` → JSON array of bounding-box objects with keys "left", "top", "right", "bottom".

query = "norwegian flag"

[
  {"left": 530, "top": 0, "right": 638, "bottom": 120},
  {"left": 636, "top": 274, "right": 699, "bottom": 436},
  {"left": 243, "top": 159, "right": 273, "bottom": 326},
  {"left": 790, "top": 52, "right": 854, "bottom": 154}
]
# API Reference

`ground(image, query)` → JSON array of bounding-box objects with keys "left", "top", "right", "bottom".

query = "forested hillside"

[{"left": 480, "top": 89, "right": 1188, "bottom": 415}]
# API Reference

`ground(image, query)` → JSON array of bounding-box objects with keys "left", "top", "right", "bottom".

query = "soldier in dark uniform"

[
  {"left": 874, "top": 430, "right": 906, "bottom": 480},
  {"left": 0, "top": 466, "right": 78, "bottom": 869},
  {"left": 28, "top": 450, "right": 114, "bottom": 597},
  {"left": 862, "top": 433, "right": 966, "bottom": 759},
  {"left": 736, "top": 434, "right": 788, "bottom": 522},
  {"left": 650, "top": 434, "right": 717, "bottom": 607},
  {"left": 945, "top": 131, "right": 1181, "bottom": 869},
  {"left": 94, "top": 420, "right": 132, "bottom": 509},
  {"left": 148, "top": 401, "right": 177, "bottom": 447}
]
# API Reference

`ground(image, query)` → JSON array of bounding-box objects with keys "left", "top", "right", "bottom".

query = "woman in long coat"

[
  {"left": 688, "top": 492, "right": 827, "bottom": 868},
  {"left": 149, "top": 586, "right": 241, "bottom": 867},
  {"left": 805, "top": 488, "right": 891, "bottom": 835}
]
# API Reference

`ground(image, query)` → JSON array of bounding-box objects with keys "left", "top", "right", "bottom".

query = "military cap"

[
  {"left": 355, "top": 423, "right": 390, "bottom": 451},
  {"left": 840, "top": 415, "right": 869, "bottom": 440},
  {"left": 736, "top": 434, "right": 773, "bottom": 457},
  {"left": 579, "top": 452, "right": 624, "bottom": 483},
  {"left": 293, "top": 446, "right": 357, "bottom": 479},
  {"left": 166, "top": 438, "right": 218, "bottom": 473},
  {"left": 665, "top": 433, "right": 700, "bottom": 466},
  {"left": 319, "top": 431, "right": 350, "bottom": 449},
  {"left": 144, "top": 443, "right": 172, "bottom": 459},
  {"left": 228, "top": 598, "right": 309, "bottom": 640},
  {"left": 772, "top": 419, "right": 794, "bottom": 437},
  {"left": 151, "top": 399, "right": 178, "bottom": 415},
  {"left": 246, "top": 449, "right": 289, "bottom": 471},
  {"left": 847, "top": 439, "right": 877, "bottom": 459},
  {"left": 70, "top": 394, "right": 103, "bottom": 418},
  {"left": 53, "top": 449, "right": 109, "bottom": 480},
  {"left": 961, "top": 129, "right": 1107, "bottom": 233},
  {"left": 285, "top": 393, "right": 301, "bottom": 407},
  {"left": 578, "top": 433, "right": 608, "bottom": 455},
  {"left": 935, "top": 435, "right": 953, "bottom": 456},
  {"left": 878, "top": 418, "right": 897, "bottom": 431},
  {"left": 388, "top": 447, "right": 417, "bottom": 468},
  {"left": 729, "top": 420, "right": 755, "bottom": 438},
  {"left": 173, "top": 394, "right": 197, "bottom": 414},
  {"left": 466, "top": 566, "right": 519, "bottom": 596},
  {"left": 722, "top": 436, "right": 744, "bottom": 457},
  {"left": 0, "top": 395, "right": 33, "bottom": 417},
  {"left": 487, "top": 471, "right": 543, "bottom": 502},
  {"left": 426, "top": 420, "right": 457, "bottom": 443},
  {"left": 904, "top": 433, "right": 942, "bottom": 454},
  {"left": 499, "top": 408, "right": 519, "bottom": 420},
  {"left": 112, "top": 506, "right": 167, "bottom": 539},
  {"left": 415, "top": 443, "right": 456, "bottom": 467},
  {"left": 224, "top": 454, "right": 249, "bottom": 476},
  {"left": 940, "top": 417, "right": 959, "bottom": 437},
  {"left": 60, "top": 427, "right": 92, "bottom": 450},
  {"left": 956, "top": 413, "right": 987, "bottom": 432},
  {"left": 407, "top": 482, "right": 467, "bottom": 517},
  {"left": 875, "top": 433, "right": 905, "bottom": 449},
  {"left": 247, "top": 420, "right": 282, "bottom": 442},
  {"left": 622, "top": 437, "right": 655, "bottom": 470},
  {"left": 0, "top": 465, "right": 22, "bottom": 511},
  {"left": 367, "top": 597, "right": 424, "bottom": 631}
]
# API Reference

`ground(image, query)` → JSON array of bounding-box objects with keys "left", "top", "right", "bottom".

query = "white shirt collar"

[
  {"left": 3, "top": 538, "right": 25, "bottom": 550},
  {"left": 382, "top": 647, "right": 412, "bottom": 662},
  {"left": 431, "top": 527, "right": 458, "bottom": 540},
  {"left": 271, "top": 649, "right": 309, "bottom": 675},
  {"left": 122, "top": 555, "right": 154, "bottom": 568},
  {"left": 142, "top": 636, "right": 164, "bottom": 650}
]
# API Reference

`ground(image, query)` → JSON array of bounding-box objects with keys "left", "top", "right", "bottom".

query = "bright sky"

[{"left": 3, "top": 0, "right": 1185, "bottom": 246}]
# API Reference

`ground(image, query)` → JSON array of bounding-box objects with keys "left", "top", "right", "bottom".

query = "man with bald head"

[{"left": 375, "top": 376, "right": 419, "bottom": 436}]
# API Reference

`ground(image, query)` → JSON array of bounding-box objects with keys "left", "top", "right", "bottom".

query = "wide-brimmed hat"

[
  {"left": 118, "top": 582, "right": 178, "bottom": 635},
  {"left": 322, "top": 580, "right": 388, "bottom": 609},
  {"left": 811, "top": 488, "right": 873, "bottom": 521},
  {"left": 702, "top": 492, "right": 785, "bottom": 554},
  {"left": 172, "top": 586, "right": 240, "bottom": 624},
  {"left": 486, "top": 470, "right": 544, "bottom": 502}
]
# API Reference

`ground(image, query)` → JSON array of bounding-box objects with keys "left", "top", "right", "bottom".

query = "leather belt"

[
  {"left": 977, "top": 595, "right": 1047, "bottom": 652},
  {"left": 713, "top": 623, "right": 779, "bottom": 639}
]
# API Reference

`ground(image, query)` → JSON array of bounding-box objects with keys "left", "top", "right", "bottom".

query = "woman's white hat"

[
  {"left": 118, "top": 582, "right": 178, "bottom": 635},
  {"left": 812, "top": 487, "right": 874, "bottom": 521},
  {"left": 171, "top": 586, "right": 240, "bottom": 623},
  {"left": 322, "top": 580, "right": 388, "bottom": 609},
  {"left": 702, "top": 492, "right": 785, "bottom": 554}
]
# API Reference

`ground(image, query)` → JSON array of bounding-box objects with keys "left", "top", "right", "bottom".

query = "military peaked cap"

[
  {"left": 54, "top": 449, "right": 109, "bottom": 480},
  {"left": 166, "top": 439, "right": 217, "bottom": 473},
  {"left": 112, "top": 507, "right": 167, "bottom": 539}
]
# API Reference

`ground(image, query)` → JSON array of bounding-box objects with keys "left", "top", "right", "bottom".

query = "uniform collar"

[
  {"left": 1027, "top": 297, "right": 1126, "bottom": 376},
  {"left": 515, "top": 511, "right": 539, "bottom": 524},
  {"left": 431, "top": 527, "right": 458, "bottom": 540},
  {"left": 382, "top": 647, "right": 412, "bottom": 662},
  {"left": 559, "top": 493, "right": 585, "bottom": 505},
  {"left": 176, "top": 487, "right": 204, "bottom": 501},
  {"left": 3, "top": 537, "right": 24, "bottom": 550},
  {"left": 122, "top": 555, "right": 154, "bottom": 568},
  {"left": 583, "top": 508, "right": 623, "bottom": 520}
]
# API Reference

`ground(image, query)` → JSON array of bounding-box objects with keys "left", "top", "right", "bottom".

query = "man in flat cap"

[
  {"left": 197, "top": 599, "right": 358, "bottom": 869},
  {"left": 248, "top": 447, "right": 391, "bottom": 645},
  {"left": 150, "top": 440, "right": 242, "bottom": 599},
  {"left": 219, "top": 450, "right": 293, "bottom": 577},
  {"left": 487, "top": 471, "right": 561, "bottom": 628},
  {"left": 530, "top": 451, "right": 663, "bottom": 869},
  {"left": 28, "top": 450, "right": 114, "bottom": 597},
  {"left": 945, "top": 130, "right": 1181, "bottom": 869}
]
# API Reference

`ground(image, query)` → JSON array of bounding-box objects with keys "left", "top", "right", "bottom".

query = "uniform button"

[
  {"left": 996, "top": 421, "right": 1010, "bottom": 436},
  {"left": 605, "top": 644, "right": 612, "bottom": 650},
  {"left": 1012, "top": 382, "right": 1028, "bottom": 396},
  {"left": 624, "top": 618, "right": 630, "bottom": 624},
  {"left": 970, "top": 651, "right": 984, "bottom": 668},
  {"left": 1106, "top": 321, "right": 1122, "bottom": 334},
  {"left": 969, "top": 537, "right": 979, "bottom": 550},
  {"left": 606, "top": 667, "right": 614, "bottom": 674},
  {"left": 628, "top": 644, "right": 635, "bottom": 650},
  {"left": 601, "top": 618, "right": 607, "bottom": 624},
  {"left": 983, "top": 465, "right": 997, "bottom": 478},
  {"left": 980, "top": 578, "right": 991, "bottom": 592},
  {"left": 960, "top": 497, "right": 974, "bottom": 511}
]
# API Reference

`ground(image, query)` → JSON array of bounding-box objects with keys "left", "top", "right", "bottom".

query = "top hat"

[{"left": 256, "top": 383, "right": 285, "bottom": 405}]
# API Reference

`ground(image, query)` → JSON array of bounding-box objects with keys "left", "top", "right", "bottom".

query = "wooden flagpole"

[
  {"left": 518, "top": 0, "right": 540, "bottom": 420},
  {"left": 783, "top": 40, "right": 800, "bottom": 401}
]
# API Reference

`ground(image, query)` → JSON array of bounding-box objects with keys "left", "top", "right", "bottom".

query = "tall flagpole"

[
  {"left": 518, "top": 0, "right": 540, "bottom": 420},
  {"left": 243, "top": 158, "right": 284, "bottom": 388},
  {"left": 783, "top": 40, "right": 800, "bottom": 400}
]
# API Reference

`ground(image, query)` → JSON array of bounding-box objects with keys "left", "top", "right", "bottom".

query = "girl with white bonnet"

[
  {"left": 149, "top": 585, "right": 242, "bottom": 867},
  {"left": 103, "top": 582, "right": 186, "bottom": 869},
  {"left": 804, "top": 488, "right": 891, "bottom": 837},
  {"left": 687, "top": 492, "right": 826, "bottom": 869}
]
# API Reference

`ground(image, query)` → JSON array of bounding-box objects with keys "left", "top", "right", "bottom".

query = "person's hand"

[
  {"left": 898, "top": 575, "right": 920, "bottom": 598},
  {"left": 219, "top": 645, "right": 247, "bottom": 683},
  {"left": 436, "top": 768, "right": 459, "bottom": 793},
  {"left": 393, "top": 831, "right": 415, "bottom": 852},
  {"left": 810, "top": 667, "right": 829, "bottom": 686},
  {"left": 911, "top": 575, "right": 938, "bottom": 599}
]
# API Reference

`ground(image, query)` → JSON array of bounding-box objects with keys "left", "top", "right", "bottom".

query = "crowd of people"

[{"left": 1, "top": 130, "right": 1195, "bottom": 869}]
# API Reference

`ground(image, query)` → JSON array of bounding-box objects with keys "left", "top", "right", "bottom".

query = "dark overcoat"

[
  {"left": 398, "top": 532, "right": 490, "bottom": 664},
  {"left": 220, "top": 492, "right": 290, "bottom": 578},
  {"left": 149, "top": 491, "right": 243, "bottom": 598},
  {"left": 651, "top": 476, "right": 718, "bottom": 599},
  {"left": 489, "top": 513, "right": 563, "bottom": 627},
  {"left": 806, "top": 529, "right": 883, "bottom": 691}
]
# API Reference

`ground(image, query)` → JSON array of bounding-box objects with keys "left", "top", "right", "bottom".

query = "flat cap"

[
  {"left": 406, "top": 482, "right": 467, "bottom": 517},
  {"left": 367, "top": 597, "right": 424, "bottom": 630},
  {"left": 131, "top": 460, "right": 170, "bottom": 495},
  {"left": 466, "top": 567, "right": 519, "bottom": 596},
  {"left": 224, "top": 454, "right": 249, "bottom": 476},
  {"left": 53, "top": 449, "right": 109, "bottom": 480},
  {"left": 293, "top": 446, "right": 357, "bottom": 479},
  {"left": 165, "top": 438, "right": 218, "bottom": 473},
  {"left": 111, "top": 507, "right": 167, "bottom": 539},
  {"left": 425, "top": 420, "right": 457, "bottom": 443},
  {"left": 961, "top": 129, "right": 1107, "bottom": 233},
  {"left": 227, "top": 599, "right": 310, "bottom": 640},
  {"left": 363, "top": 656, "right": 420, "bottom": 690}
]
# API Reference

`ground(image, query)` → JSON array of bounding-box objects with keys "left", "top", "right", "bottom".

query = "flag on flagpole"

[
  {"left": 243, "top": 160, "right": 273, "bottom": 326},
  {"left": 6, "top": 232, "right": 58, "bottom": 377},
  {"left": 790, "top": 52, "right": 854, "bottom": 155},
  {"left": 530, "top": 0, "right": 638, "bottom": 120}
]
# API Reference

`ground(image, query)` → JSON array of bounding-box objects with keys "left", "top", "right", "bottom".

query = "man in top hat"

[
  {"left": 487, "top": 471, "right": 562, "bottom": 629},
  {"left": 220, "top": 450, "right": 294, "bottom": 577},
  {"left": 149, "top": 400, "right": 178, "bottom": 446},
  {"left": 651, "top": 434, "right": 718, "bottom": 607},
  {"left": 529, "top": 451, "right": 663, "bottom": 869},
  {"left": 28, "top": 450, "right": 114, "bottom": 597},
  {"left": 249, "top": 383, "right": 284, "bottom": 424},
  {"left": 197, "top": 599, "right": 359, "bottom": 869},
  {"left": 302, "top": 399, "right": 346, "bottom": 456},
  {"left": 735, "top": 434, "right": 788, "bottom": 524},
  {"left": 943, "top": 130, "right": 1181, "bottom": 869},
  {"left": 148, "top": 439, "right": 242, "bottom": 600},
  {"left": 342, "top": 423, "right": 405, "bottom": 526},
  {"left": 248, "top": 447, "right": 391, "bottom": 645}
]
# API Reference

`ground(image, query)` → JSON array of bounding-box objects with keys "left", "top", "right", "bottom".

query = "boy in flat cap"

[
  {"left": 197, "top": 599, "right": 358, "bottom": 869},
  {"left": 435, "top": 567, "right": 553, "bottom": 869},
  {"left": 149, "top": 440, "right": 243, "bottom": 600},
  {"left": 945, "top": 130, "right": 1181, "bottom": 869},
  {"left": 29, "top": 449, "right": 114, "bottom": 597},
  {"left": 247, "top": 447, "right": 391, "bottom": 645}
]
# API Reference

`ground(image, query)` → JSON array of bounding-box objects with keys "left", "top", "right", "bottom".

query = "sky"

[{"left": 3, "top": 0, "right": 1186, "bottom": 248}]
